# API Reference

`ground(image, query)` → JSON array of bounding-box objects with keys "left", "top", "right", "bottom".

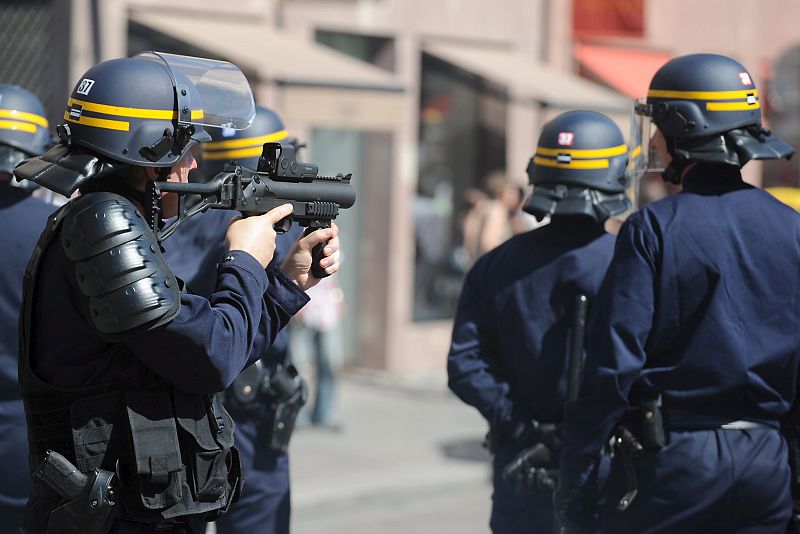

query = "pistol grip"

[{"left": 304, "top": 227, "right": 331, "bottom": 279}]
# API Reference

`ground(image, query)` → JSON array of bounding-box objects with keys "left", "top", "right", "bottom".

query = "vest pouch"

[
  {"left": 173, "top": 391, "right": 236, "bottom": 506},
  {"left": 125, "top": 387, "right": 183, "bottom": 511},
  {"left": 70, "top": 391, "right": 127, "bottom": 473}
]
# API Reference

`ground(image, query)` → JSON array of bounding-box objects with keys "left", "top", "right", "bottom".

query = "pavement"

[{"left": 288, "top": 373, "right": 493, "bottom": 533}]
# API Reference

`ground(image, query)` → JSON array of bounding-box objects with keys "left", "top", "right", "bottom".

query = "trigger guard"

[{"left": 275, "top": 216, "right": 292, "bottom": 234}]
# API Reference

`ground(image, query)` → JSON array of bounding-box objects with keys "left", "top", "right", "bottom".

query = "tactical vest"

[{"left": 19, "top": 193, "right": 242, "bottom": 529}]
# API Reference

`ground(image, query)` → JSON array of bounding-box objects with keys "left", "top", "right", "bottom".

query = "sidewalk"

[{"left": 289, "top": 374, "right": 493, "bottom": 533}]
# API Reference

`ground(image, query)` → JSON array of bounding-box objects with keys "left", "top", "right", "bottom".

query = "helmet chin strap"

[
  {"left": 661, "top": 137, "right": 691, "bottom": 185},
  {"left": 661, "top": 161, "right": 685, "bottom": 185}
]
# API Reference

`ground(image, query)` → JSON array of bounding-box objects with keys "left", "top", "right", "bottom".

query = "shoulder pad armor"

[{"left": 60, "top": 192, "right": 181, "bottom": 340}]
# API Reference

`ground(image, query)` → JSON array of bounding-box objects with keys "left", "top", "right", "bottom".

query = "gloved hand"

[{"left": 502, "top": 443, "right": 558, "bottom": 496}]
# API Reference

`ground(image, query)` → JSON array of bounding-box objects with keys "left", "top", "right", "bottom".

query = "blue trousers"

[
  {"left": 601, "top": 428, "right": 791, "bottom": 533},
  {"left": 0, "top": 400, "right": 31, "bottom": 534},
  {"left": 215, "top": 409, "right": 291, "bottom": 534},
  {"left": 490, "top": 447, "right": 556, "bottom": 534}
]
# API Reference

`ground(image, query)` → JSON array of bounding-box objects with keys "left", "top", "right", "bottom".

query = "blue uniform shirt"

[
  {"left": 448, "top": 219, "right": 616, "bottom": 436},
  {"left": 30, "top": 205, "right": 309, "bottom": 394},
  {"left": 560, "top": 164, "right": 800, "bottom": 491},
  {"left": 162, "top": 209, "right": 303, "bottom": 360},
  {"left": 0, "top": 187, "right": 53, "bottom": 398}
]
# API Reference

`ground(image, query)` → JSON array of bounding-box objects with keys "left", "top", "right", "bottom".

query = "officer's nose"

[{"left": 186, "top": 151, "right": 198, "bottom": 172}]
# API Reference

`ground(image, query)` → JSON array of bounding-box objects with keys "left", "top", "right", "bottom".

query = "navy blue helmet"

[
  {"left": 0, "top": 84, "right": 50, "bottom": 175},
  {"left": 523, "top": 110, "right": 631, "bottom": 222}
]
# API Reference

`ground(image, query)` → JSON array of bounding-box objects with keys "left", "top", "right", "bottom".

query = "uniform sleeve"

[
  {"left": 447, "top": 265, "right": 520, "bottom": 433},
  {"left": 124, "top": 250, "right": 309, "bottom": 394},
  {"left": 559, "top": 217, "right": 658, "bottom": 491}
]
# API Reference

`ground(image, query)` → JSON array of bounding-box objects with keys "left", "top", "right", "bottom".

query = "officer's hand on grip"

[
  {"left": 226, "top": 203, "right": 294, "bottom": 268},
  {"left": 281, "top": 224, "right": 340, "bottom": 290}
]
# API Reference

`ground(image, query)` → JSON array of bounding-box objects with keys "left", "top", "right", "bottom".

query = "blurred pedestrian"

[
  {"left": 460, "top": 172, "right": 532, "bottom": 267},
  {"left": 448, "top": 110, "right": 631, "bottom": 533},
  {"left": 295, "top": 274, "right": 344, "bottom": 428}
]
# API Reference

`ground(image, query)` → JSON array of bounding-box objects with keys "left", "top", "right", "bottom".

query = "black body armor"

[{"left": 19, "top": 193, "right": 242, "bottom": 532}]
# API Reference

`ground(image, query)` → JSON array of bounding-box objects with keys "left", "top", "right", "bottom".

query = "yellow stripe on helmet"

[
  {"left": 204, "top": 130, "right": 289, "bottom": 151},
  {"left": 647, "top": 89, "right": 759, "bottom": 101},
  {"left": 203, "top": 146, "right": 266, "bottom": 161},
  {"left": 533, "top": 156, "right": 609, "bottom": 169},
  {"left": 67, "top": 98, "right": 203, "bottom": 121},
  {"left": 0, "top": 109, "right": 48, "bottom": 128},
  {"left": 535, "top": 144, "right": 627, "bottom": 159},
  {"left": 63, "top": 111, "right": 129, "bottom": 131},
  {"left": 0, "top": 119, "right": 38, "bottom": 133},
  {"left": 706, "top": 100, "right": 761, "bottom": 112}
]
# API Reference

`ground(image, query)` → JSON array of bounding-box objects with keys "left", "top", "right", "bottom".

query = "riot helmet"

[
  {"left": 523, "top": 110, "right": 631, "bottom": 222},
  {"left": 634, "top": 53, "right": 794, "bottom": 184},
  {"left": 0, "top": 84, "right": 50, "bottom": 183},
  {"left": 15, "top": 52, "right": 255, "bottom": 197},
  {"left": 199, "top": 104, "right": 290, "bottom": 181}
]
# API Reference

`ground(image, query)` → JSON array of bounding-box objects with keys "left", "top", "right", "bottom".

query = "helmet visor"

[
  {"left": 632, "top": 99, "right": 670, "bottom": 175},
  {"left": 136, "top": 52, "right": 255, "bottom": 130}
]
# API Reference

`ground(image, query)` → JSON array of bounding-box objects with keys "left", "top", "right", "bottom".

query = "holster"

[
  {"left": 612, "top": 393, "right": 666, "bottom": 512},
  {"left": 227, "top": 362, "right": 308, "bottom": 453},
  {"left": 34, "top": 450, "right": 116, "bottom": 534},
  {"left": 264, "top": 364, "right": 308, "bottom": 453},
  {"left": 622, "top": 393, "right": 667, "bottom": 451}
]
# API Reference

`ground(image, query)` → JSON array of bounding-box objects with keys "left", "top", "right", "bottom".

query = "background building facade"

[{"left": 4, "top": 0, "right": 800, "bottom": 379}]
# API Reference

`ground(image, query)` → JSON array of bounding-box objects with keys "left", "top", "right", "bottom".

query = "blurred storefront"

[{"left": 11, "top": 0, "right": 800, "bottom": 377}]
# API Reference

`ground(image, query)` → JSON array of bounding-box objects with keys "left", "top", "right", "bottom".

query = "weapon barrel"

[{"left": 262, "top": 178, "right": 356, "bottom": 208}]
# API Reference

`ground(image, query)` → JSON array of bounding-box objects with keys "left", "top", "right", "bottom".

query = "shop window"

[{"left": 414, "top": 53, "right": 507, "bottom": 322}]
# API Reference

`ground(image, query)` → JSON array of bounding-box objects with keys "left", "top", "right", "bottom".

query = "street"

[{"left": 290, "top": 375, "right": 493, "bottom": 533}]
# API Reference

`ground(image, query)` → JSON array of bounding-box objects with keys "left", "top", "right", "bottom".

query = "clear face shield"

[
  {"left": 629, "top": 99, "right": 672, "bottom": 205},
  {"left": 136, "top": 52, "right": 255, "bottom": 130}
]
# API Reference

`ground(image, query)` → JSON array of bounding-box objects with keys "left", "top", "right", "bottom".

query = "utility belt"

[
  {"left": 612, "top": 394, "right": 779, "bottom": 511},
  {"left": 24, "top": 384, "right": 242, "bottom": 534},
  {"left": 226, "top": 361, "right": 308, "bottom": 453}
]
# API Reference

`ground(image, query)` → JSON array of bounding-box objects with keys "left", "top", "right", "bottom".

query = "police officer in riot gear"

[
  {"left": 14, "top": 53, "right": 340, "bottom": 533},
  {"left": 163, "top": 105, "right": 305, "bottom": 534},
  {"left": 557, "top": 53, "right": 799, "bottom": 533},
  {"left": 0, "top": 84, "right": 54, "bottom": 533},
  {"left": 448, "top": 110, "right": 631, "bottom": 533}
]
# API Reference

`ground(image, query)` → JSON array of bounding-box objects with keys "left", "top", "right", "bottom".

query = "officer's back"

[
  {"left": 452, "top": 220, "right": 615, "bottom": 423},
  {"left": 448, "top": 110, "right": 633, "bottom": 534},
  {"left": 627, "top": 165, "right": 800, "bottom": 418}
]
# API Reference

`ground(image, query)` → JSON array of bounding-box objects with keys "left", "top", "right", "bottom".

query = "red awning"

[{"left": 575, "top": 44, "right": 672, "bottom": 98}]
